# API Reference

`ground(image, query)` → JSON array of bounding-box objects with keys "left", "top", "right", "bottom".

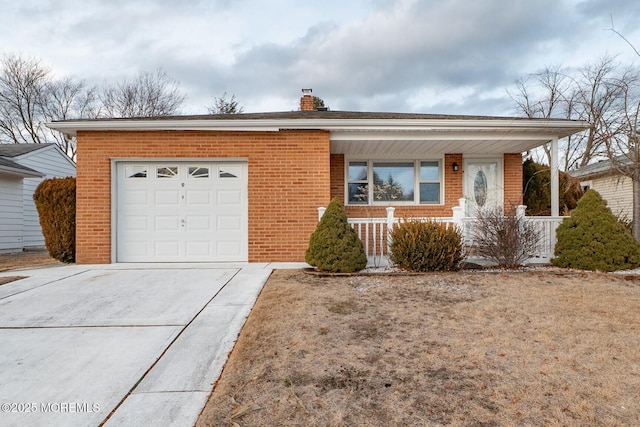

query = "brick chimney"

[{"left": 300, "top": 88, "right": 314, "bottom": 111}]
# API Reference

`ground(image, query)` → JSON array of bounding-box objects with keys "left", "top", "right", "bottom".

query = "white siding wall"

[
  {"left": 0, "top": 175, "right": 24, "bottom": 253},
  {"left": 583, "top": 175, "right": 634, "bottom": 221},
  {"left": 16, "top": 147, "right": 76, "bottom": 248}
]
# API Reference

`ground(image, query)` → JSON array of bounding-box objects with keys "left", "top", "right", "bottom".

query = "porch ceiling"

[{"left": 330, "top": 129, "right": 571, "bottom": 156}]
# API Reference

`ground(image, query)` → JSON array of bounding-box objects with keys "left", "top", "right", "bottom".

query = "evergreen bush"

[
  {"left": 389, "top": 220, "right": 463, "bottom": 272},
  {"left": 552, "top": 189, "right": 640, "bottom": 271},
  {"left": 33, "top": 177, "right": 76, "bottom": 263},
  {"left": 305, "top": 198, "right": 367, "bottom": 273}
]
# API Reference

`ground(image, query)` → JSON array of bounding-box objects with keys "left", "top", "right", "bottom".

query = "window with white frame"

[{"left": 347, "top": 160, "right": 442, "bottom": 205}]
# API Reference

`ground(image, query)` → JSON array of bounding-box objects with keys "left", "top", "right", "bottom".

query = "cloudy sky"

[{"left": 1, "top": 0, "right": 639, "bottom": 116}]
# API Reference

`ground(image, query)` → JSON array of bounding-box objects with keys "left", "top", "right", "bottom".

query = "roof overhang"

[
  {"left": 47, "top": 117, "right": 589, "bottom": 155},
  {"left": 0, "top": 164, "right": 44, "bottom": 178}
]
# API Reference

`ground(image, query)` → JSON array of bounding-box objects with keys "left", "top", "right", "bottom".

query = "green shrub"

[
  {"left": 305, "top": 198, "right": 367, "bottom": 273},
  {"left": 389, "top": 220, "right": 463, "bottom": 272},
  {"left": 33, "top": 177, "right": 76, "bottom": 263},
  {"left": 552, "top": 189, "right": 640, "bottom": 271}
]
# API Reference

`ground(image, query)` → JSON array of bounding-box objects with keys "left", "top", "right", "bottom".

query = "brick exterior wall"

[
  {"left": 331, "top": 153, "right": 465, "bottom": 217},
  {"left": 75, "top": 129, "right": 330, "bottom": 264},
  {"left": 503, "top": 153, "right": 523, "bottom": 209}
]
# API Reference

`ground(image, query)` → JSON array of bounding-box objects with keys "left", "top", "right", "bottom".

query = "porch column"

[{"left": 550, "top": 137, "right": 559, "bottom": 217}]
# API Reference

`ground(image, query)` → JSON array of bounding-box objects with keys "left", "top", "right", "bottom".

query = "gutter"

[{"left": 46, "top": 118, "right": 590, "bottom": 138}]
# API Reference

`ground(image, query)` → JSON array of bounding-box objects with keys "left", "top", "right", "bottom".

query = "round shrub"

[
  {"left": 552, "top": 189, "right": 640, "bottom": 272},
  {"left": 389, "top": 220, "right": 463, "bottom": 272},
  {"left": 305, "top": 198, "right": 367, "bottom": 273},
  {"left": 33, "top": 177, "right": 76, "bottom": 263}
]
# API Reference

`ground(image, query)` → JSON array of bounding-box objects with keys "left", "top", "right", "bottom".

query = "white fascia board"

[{"left": 46, "top": 117, "right": 589, "bottom": 137}]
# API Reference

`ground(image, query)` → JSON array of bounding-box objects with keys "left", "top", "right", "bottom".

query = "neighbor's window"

[{"left": 347, "top": 160, "right": 442, "bottom": 205}]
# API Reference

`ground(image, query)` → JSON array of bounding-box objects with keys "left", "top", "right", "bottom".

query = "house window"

[
  {"left": 372, "top": 162, "right": 414, "bottom": 202},
  {"left": 347, "top": 160, "right": 442, "bottom": 205},
  {"left": 218, "top": 165, "right": 241, "bottom": 179},
  {"left": 157, "top": 166, "right": 178, "bottom": 178},
  {"left": 348, "top": 161, "right": 368, "bottom": 204},
  {"left": 188, "top": 166, "right": 209, "bottom": 178},
  {"left": 420, "top": 161, "right": 440, "bottom": 204},
  {"left": 125, "top": 165, "right": 147, "bottom": 179}
]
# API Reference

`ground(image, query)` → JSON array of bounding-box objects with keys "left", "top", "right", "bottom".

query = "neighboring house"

[
  {"left": 48, "top": 90, "right": 587, "bottom": 264},
  {"left": 0, "top": 144, "right": 76, "bottom": 253},
  {"left": 570, "top": 156, "right": 633, "bottom": 221}
]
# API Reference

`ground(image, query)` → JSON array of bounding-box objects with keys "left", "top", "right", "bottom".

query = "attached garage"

[{"left": 114, "top": 161, "right": 248, "bottom": 262}]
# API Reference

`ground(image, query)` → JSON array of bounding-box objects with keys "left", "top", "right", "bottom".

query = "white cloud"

[{"left": 1, "top": 0, "right": 639, "bottom": 115}]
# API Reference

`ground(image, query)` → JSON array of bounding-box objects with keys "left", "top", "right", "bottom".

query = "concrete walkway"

[{"left": 0, "top": 262, "right": 305, "bottom": 427}]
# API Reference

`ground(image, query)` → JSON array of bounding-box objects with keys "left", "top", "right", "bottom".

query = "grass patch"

[{"left": 197, "top": 270, "right": 640, "bottom": 426}]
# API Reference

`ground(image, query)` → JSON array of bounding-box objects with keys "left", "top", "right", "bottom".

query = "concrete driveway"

[{"left": 0, "top": 262, "right": 293, "bottom": 427}]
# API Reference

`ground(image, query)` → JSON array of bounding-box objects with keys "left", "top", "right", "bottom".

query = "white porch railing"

[{"left": 318, "top": 198, "right": 565, "bottom": 267}]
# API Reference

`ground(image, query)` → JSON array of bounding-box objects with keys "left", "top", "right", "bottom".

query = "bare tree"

[
  {"left": 0, "top": 54, "right": 49, "bottom": 144},
  {"left": 0, "top": 54, "right": 97, "bottom": 158},
  {"left": 99, "top": 69, "right": 185, "bottom": 118},
  {"left": 510, "top": 56, "right": 637, "bottom": 171},
  {"left": 206, "top": 92, "right": 243, "bottom": 114},
  {"left": 600, "top": 22, "right": 640, "bottom": 239},
  {"left": 41, "top": 76, "right": 99, "bottom": 158}
]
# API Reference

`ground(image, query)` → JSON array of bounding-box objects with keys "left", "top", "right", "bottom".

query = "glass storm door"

[{"left": 464, "top": 160, "right": 501, "bottom": 216}]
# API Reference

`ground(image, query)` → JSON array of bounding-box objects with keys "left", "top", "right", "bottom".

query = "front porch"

[{"left": 320, "top": 199, "right": 563, "bottom": 267}]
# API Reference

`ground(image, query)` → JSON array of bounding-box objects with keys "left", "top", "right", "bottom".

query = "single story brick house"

[{"left": 48, "top": 90, "right": 587, "bottom": 264}]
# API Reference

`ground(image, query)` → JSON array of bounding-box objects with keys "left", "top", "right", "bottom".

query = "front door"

[{"left": 464, "top": 160, "right": 502, "bottom": 216}]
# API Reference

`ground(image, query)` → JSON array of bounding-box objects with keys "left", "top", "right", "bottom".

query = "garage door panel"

[
  {"left": 185, "top": 190, "right": 211, "bottom": 205},
  {"left": 185, "top": 241, "right": 212, "bottom": 257},
  {"left": 120, "top": 241, "right": 150, "bottom": 258},
  {"left": 155, "top": 241, "right": 180, "bottom": 257},
  {"left": 217, "top": 215, "right": 241, "bottom": 231},
  {"left": 155, "top": 190, "right": 181, "bottom": 205},
  {"left": 116, "top": 162, "right": 247, "bottom": 262},
  {"left": 217, "top": 190, "right": 242, "bottom": 206},
  {"left": 121, "top": 191, "right": 149, "bottom": 205},
  {"left": 185, "top": 216, "right": 210, "bottom": 230},
  {"left": 120, "top": 215, "right": 149, "bottom": 232},
  {"left": 154, "top": 216, "right": 180, "bottom": 231},
  {"left": 216, "top": 241, "right": 242, "bottom": 259}
]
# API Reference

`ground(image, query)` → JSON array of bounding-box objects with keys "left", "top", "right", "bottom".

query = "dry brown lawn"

[
  {"left": 0, "top": 250, "right": 60, "bottom": 285},
  {"left": 197, "top": 269, "right": 640, "bottom": 427}
]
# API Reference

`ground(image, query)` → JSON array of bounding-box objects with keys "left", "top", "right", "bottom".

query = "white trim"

[
  {"left": 110, "top": 157, "right": 248, "bottom": 162},
  {"left": 550, "top": 137, "right": 559, "bottom": 217},
  {"left": 48, "top": 117, "right": 589, "bottom": 137}
]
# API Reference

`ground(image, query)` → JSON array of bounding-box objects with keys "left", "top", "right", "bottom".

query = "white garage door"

[{"left": 116, "top": 162, "right": 248, "bottom": 262}]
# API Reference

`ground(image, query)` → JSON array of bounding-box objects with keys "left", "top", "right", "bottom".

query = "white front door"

[
  {"left": 116, "top": 162, "right": 248, "bottom": 262},
  {"left": 464, "top": 160, "right": 502, "bottom": 216}
]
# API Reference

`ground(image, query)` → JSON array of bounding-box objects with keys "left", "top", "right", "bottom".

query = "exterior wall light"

[{"left": 452, "top": 162, "right": 459, "bottom": 172}]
